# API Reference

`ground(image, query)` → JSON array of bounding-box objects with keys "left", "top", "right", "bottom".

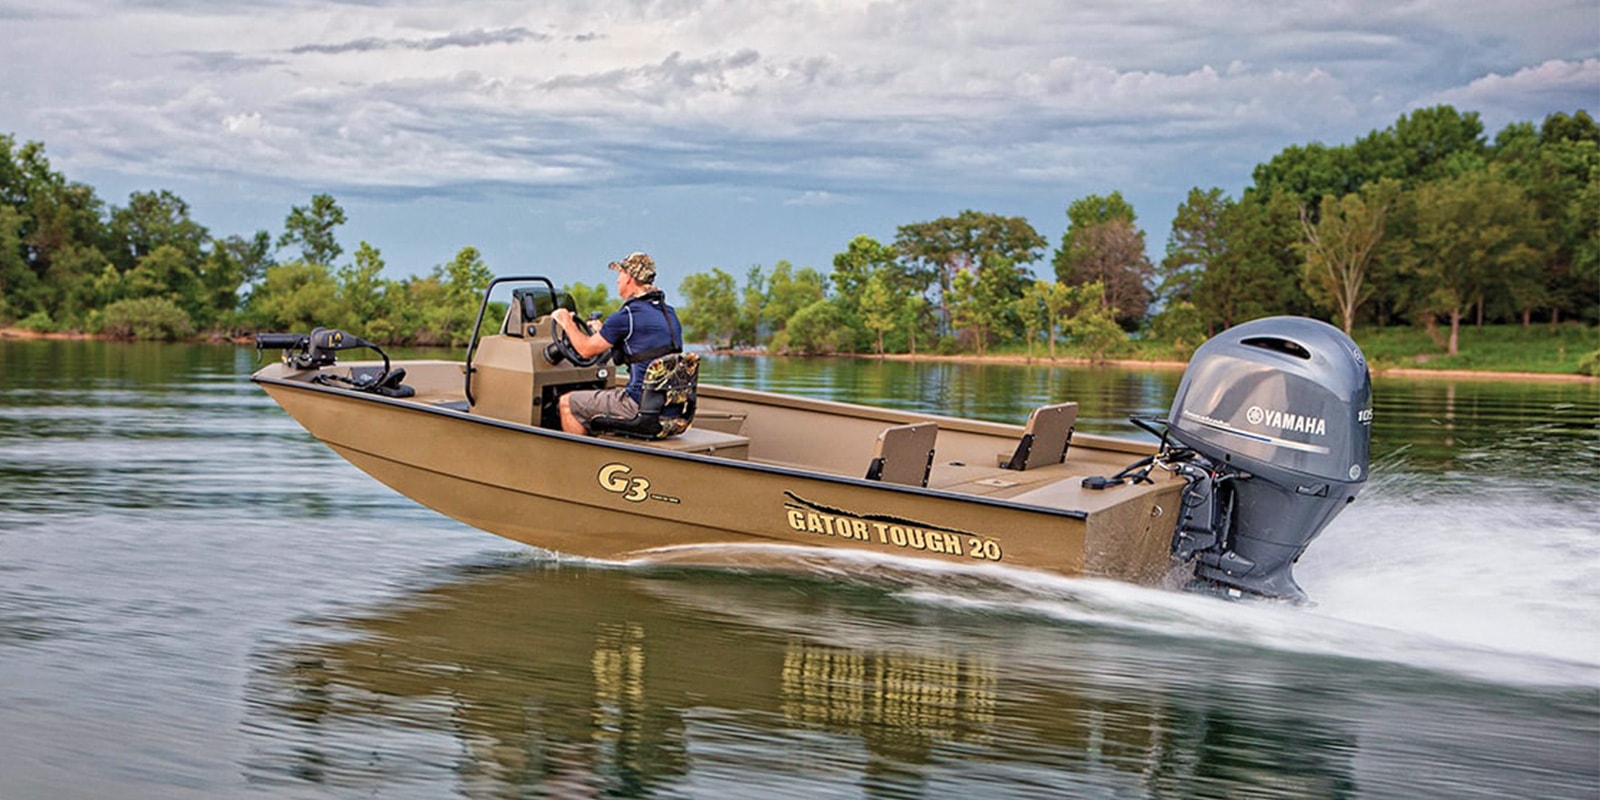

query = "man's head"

[{"left": 609, "top": 252, "right": 656, "bottom": 287}]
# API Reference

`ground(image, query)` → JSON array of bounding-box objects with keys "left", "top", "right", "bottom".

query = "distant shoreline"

[
  {"left": 719, "top": 348, "right": 1599, "bottom": 383},
  {"left": 0, "top": 326, "right": 248, "bottom": 344},
  {"left": 5, "top": 327, "right": 1594, "bottom": 383}
]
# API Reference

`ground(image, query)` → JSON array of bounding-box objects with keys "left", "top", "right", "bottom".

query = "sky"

[{"left": 3, "top": 0, "right": 1597, "bottom": 294}]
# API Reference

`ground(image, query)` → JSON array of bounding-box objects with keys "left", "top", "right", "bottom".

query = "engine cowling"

[{"left": 1166, "top": 316, "right": 1372, "bottom": 600}]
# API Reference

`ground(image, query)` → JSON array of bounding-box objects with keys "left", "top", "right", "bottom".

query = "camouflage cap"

[{"left": 609, "top": 252, "right": 656, "bottom": 284}]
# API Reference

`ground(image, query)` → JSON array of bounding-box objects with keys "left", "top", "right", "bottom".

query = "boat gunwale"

[{"left": 251, "top": 370, "right": 1100, "bottom": 521}]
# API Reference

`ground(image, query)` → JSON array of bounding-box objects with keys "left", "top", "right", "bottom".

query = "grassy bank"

[
  {"left": 923, "top": 322, "right": 1600, "bottom": 378},
  {"left": 1352, "top": 323, "right": 1598, "bottom": 375}
]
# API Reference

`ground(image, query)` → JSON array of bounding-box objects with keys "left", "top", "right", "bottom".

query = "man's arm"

[{"left": 550, "top": 308, "right": 612, "bottom": 358}]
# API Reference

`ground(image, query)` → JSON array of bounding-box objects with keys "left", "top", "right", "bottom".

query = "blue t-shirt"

[{"left": 598, "top": 291, "right": 682, "bottom": 402}]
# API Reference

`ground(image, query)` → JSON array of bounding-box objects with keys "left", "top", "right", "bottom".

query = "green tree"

[
  {"left": 109, "top": 190, "right": 207, "bottom": 272},
  {"left": 248, "top": 261, "right": 342, "bottom": 332},
  {"left": 1571, "top": 161, "right": 1600, "bottom": 324},
  {"left": 338, "top": 241, "right": 388, "bottom": 330},
  {"left": 831, "top": 235, "right": 899, "bottom": 300},
  {"left": 859, "top": 271, "right": 898, "bottom": 355},
  {"left": 830, "top": 235, "right": 899, "bottom": 352},
  {"left": 774, "top": 299, "right": 843, "bottom": 355},
  {"left": 735, "top": 265, "right": 766, "bottom": 347},
  {"left": 1054, "top": 193, "right": 1154, "bottom": 327},
  {"left": 947, "top": 253, "right": 1025, "bottom": 355},
  {"left": 1355, "top": 105, "right": 1488, "bottom": 187},
  {"left": 41, "top": 242, "right": 108, "bottom": 328},
  {"left": 124, "top": 243, "right": 205, "bottom": 321},
  {"left": 563, "top": 281, "right": 614, "bottom": 318},
  {"left": 201, "top": 231, "right": 273, "bottom": 325},
  {"left": 1251, "top": 142, "right": 1358, "bottom": 212},
  {"left": 428, "top": 246, "right": 493, "bottom": 346},
  {"left": 1299, "top": 178, "right": 1399, "bottom": 333},
  {"left": 763, "top": 260, "right": 828, "bottom": 336},
  {"left": 1038, "top": 279, "right": 1076, "bottom": 360},
  {"left": 897, "top": 293, "right": 933, "bottom": 355},
  {"left": 1058, "top": 216, "right": 1153, "bottom": 328},
  {"left": 1011, "top": 280, "right": 1048, "bottom": 361},
  {"left": 0, "top": 136, "right": 106, "bottom": 313},
  {"left": 679, "top": 267, "right": 739, "bottom": 347},
  {"left": 896, "top": 210, "right": 1045, "bottom": 329},
  {"left": 1407, "top": 170, "right": 1543, "bottom": 354},
  {"left": 369, "top": 273, "right": 445, "bottom": 346},
  {"left": 1055, "top": 192, "right": 1138, "bottom": 276},
  {"left": 1149, "top": 299, "right": 1207, "bottom": 358},
  {"left": 1063, "top": 281, "right": 1126, "bottom": 362},
  {"left": 1494, "top": 111, "right": 1600, "bottom": 324},
  {"left": 1197, "top": 192, "right": 1308, "bottom": 329},
  {"left": 0, "top": 204, "right": 36, "bottom": 319},
  {"left": 277, "top": 194, "right": 346, "bottom": 267},
  {"left": 101, "top": 296, "right": 193, "bottom": 340},
  {"left": 1161, "top": 187, "right": 1231, "bottom": 308}
]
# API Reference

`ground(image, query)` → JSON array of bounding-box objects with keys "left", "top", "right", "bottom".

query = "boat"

[{"left": 252, "top": 276, "right": 1373, "bottom": 601}]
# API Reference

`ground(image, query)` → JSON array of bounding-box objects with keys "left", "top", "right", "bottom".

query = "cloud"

[
  {"left": 530, "top": 48, "right": 763, "bottom": 97},
  {"left": 1424, "top": 58, "right": 1600, "bottom": 123},
  {"left": 173, "top": 50, "right": 284, "bottom": 73},
  {"left": 784, "top": 190, "right": 854, "bottom": 207},
  {"left": 290, "top": 26, "right": 550, "bottom": 55}
]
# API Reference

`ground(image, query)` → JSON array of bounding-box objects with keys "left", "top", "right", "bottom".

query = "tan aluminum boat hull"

[{"left": 254, "top": 359, "right": 1185, "bottom": 586}]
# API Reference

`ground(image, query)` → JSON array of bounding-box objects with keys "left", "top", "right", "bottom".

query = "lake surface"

[{"left": 1, "top": 339, "right": 1596, "bottom": 799}]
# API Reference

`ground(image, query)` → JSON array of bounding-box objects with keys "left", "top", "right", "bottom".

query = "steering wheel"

[{"left": 546, "top": 317, "right": 612, "bottom": 367}]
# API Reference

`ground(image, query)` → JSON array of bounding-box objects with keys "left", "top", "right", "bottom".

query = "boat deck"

[{"left": 273, "top": 358, "right": 1172, "bottom": 517}]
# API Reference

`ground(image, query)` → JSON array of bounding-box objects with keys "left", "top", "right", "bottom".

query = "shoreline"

[
  {"left": 0, "top": 326, "right": 250, "bottom": 344},
  {"left": 724, "top": 348, "right": 1599, "bottom": 383},
  {"left": 5, "top": 327, "right": 1594, "bottom": 384}
]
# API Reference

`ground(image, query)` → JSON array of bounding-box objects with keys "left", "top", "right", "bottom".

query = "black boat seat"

[
  {"left": 999, "top": 402, "right": 1077, "bottom": 470},
  {"left": 865, "top": 421, "right": 937, "bottom": 487},
  {"left": 588, "top": 352, "right": 700, "bottom": 440}
]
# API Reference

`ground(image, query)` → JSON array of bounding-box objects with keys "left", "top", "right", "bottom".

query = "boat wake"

[
  {"left": 616, "top": 465, "right": 1599, "bottom": 689},
  {"left": 965, "top": 466, "right": 1596, "bottom": 688},
  {"left": 1293, "top": 465, "right": 1600, "bottom": 684}
]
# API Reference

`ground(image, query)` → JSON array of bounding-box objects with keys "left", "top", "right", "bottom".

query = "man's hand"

[
  {"left": 554, "top": 307, "right": 600, "bottom": 333},
  {"left": 551, "top": 307, "right": 582, "bottom": 338},
  {"left": 550, "top": 306, "right": 608, "bottom": 359}
]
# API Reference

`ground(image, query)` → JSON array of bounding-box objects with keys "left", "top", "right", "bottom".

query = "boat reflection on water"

[{"left": 243, "top": 562, "right": 1398, "bottom": 799}]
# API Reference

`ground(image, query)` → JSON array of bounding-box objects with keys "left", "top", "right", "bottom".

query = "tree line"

[
  {"left": 678, "top": 106, "right": 1597, "bottom": 360},
  {"left": 1, "top": 105, "right": 1595, "bottom": 360},
  {"left": 0, "top": 141, "right": 496, "bottom": 345}
]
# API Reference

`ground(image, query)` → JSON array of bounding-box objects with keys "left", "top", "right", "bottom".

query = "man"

[{"left": 551, "top": 252, "right": 683, "bottom": 435}]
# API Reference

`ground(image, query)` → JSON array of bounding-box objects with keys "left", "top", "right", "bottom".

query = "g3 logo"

[{"left": 598, "top": 462, "right": 650, "bottom": 502}]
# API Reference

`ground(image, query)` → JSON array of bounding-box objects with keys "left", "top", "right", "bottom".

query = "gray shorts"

[{"left": 567, "top": 387, "right": 639, "bottom": 425}]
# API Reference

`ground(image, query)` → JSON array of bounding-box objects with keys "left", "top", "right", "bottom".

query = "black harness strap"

[{"left": 615, "top": 290, "right": 682, "bottom": 365}]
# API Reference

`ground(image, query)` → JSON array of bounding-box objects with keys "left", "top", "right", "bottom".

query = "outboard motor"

[{"left": 1165, "top": 317, "right": 1372, "bottom": 601}]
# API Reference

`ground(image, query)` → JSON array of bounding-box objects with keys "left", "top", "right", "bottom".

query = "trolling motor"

[
  {"left": 1156, "top": 317, "right": 1372, "bottom": 601},
  {"left": 255, "top": 328, "right": 413, "bottom": 398}
]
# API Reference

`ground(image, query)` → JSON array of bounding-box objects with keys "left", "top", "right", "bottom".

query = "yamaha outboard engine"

[{"left": 1165, "top": 317, "right": 1372, "bottom": 601}]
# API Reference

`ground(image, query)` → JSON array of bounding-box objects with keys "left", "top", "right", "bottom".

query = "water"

[{"left": 1, "top": 340, "right": 1596, "bottom": 799}]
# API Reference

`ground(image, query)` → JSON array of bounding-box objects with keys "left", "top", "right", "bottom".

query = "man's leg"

[
  {"left": 561, "top": 388, "right": 639, "bottom": 436},
  {"left": 558, "top": 392, "right": 588, "bottom": 434}
]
